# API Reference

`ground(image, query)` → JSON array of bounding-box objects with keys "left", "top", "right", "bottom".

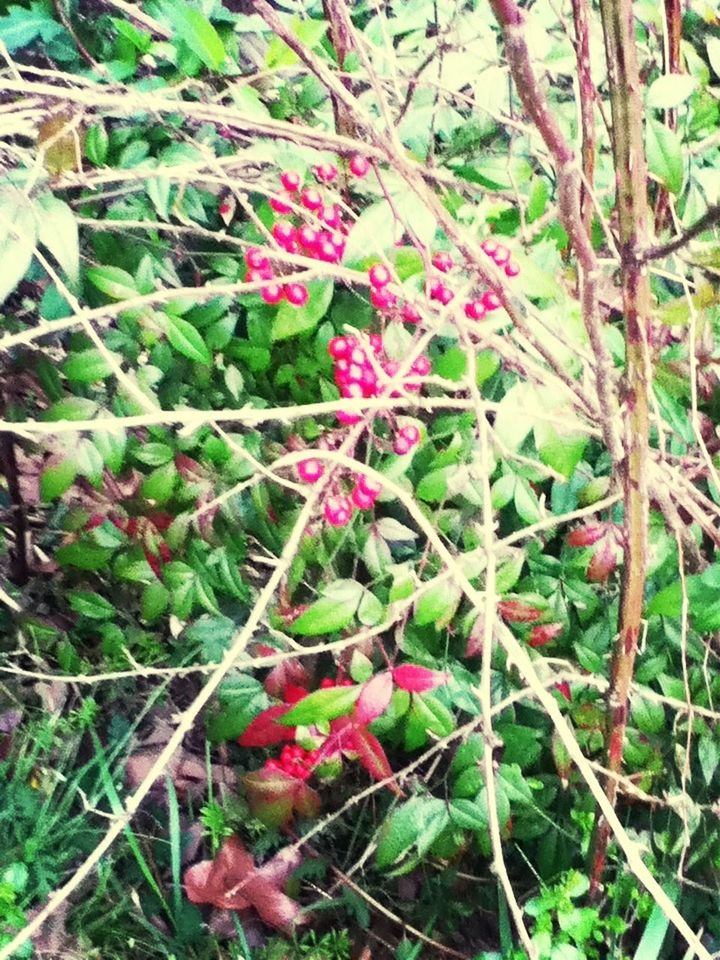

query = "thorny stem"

[
  {"left": 589, "top": 0, "right": 652, "bottom": 899},
  {"left": 570, "top": 0, "right": 596, "bottom": 237}
]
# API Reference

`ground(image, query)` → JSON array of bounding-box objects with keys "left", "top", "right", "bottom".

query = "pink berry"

[
  {"left": 297, "top": 225, "right": 319, "bottom": 251},
  {"left": 337, "top": 410, "right": 362, "bottom": 425},
  {"left": 341, "top": 382, "right": 364, "bottom": 400},
  {"left": 351, "top": 486, "right": 376, "bottom": 510},
  {"left": 280, "top": 170, "right": 301, "bottom": 192},
  {"left": 349, "top": 155, "right": 370, "bottom": 177},
  {"left": 429, "top": 280, "right": 454, "bottom": 305},
  {"left": 368, "top": 333, "right": 383, "bottom": 355},
  {"left": 432, "top": 251, "right": 453, "bottom": 273},
  {"left": 246, "top": 247, "right": 270, "bottom": 270},
  {"left": 383, "top": 360, "right": 399, "bottom": 378},
  {"left": 464, "top": 300, "right": 486, "bottom": 321},
  {"left": 285, "top": 283, "right": 309, "bottom": 307},
  {"left": 401, "top": 303, "right": 421, "bottom": 324},
  {"left": 324, "top": 495, "right": 353, "bottom": 527},
  {"left": 368, "top": 264, "right": 392, "bottom": 288},
  {"left": 272, "top": 220, "right": 295, "bottom": 246},
  {"left": 371, "top": 288, "right": 397, "bottom": 310},
  {"left": 346, "top": 363, "right": 364, "bottom": 383},
  {"left": 320, "top": 205, "right": 341, "bottom": 229},
  {"left": 329, "top": 231, "right": 346, "bottom": 257},
  {"left": 400, "top": 424, "right": 420, "bottom": 446},
  {"left": 297, "top": 458, "right": 325, "bottom": 483},
  {"left": 328, "top": 336, "right": 349, "bottom": 359},
  {"left": 360, "top": 367, "right": 378, "bottom": 396},
  {"left": 317, "top": 239, "right": 339, "bottom": 262},
  {"left": 481, "top": 238, "right": 499, "bottom": 257},
  {"left": 492, "top": 244, "right": 510, "bottom": 266},
  {"left": 357, "top": 475, "right": 382, "bottom": 499},
  {"left": 245, "top": 266, "right": 273, "bottom": 283},
  {"left": 269, "top": 194, "right": 293, "bottom": 214},
  {"left": 393, "top": 435, "right": 411, "bottom": 456},
  {"left": 261, "top": 282, "right": 284, "bottom": 305},
  {"left": 314, "top": 162, "right": 338, "bottom": 184},
  {"left": 411, "top": 356, "right": 431, "bottom": 376},
  {"left": 301, "top": 188, "right": 323, "bottom": 211},
  {"left": 505, "top": 260, "right": 521, "bottom": 278},
  {"left": 482, "top": 290, "right": 502, "bottom": 311}
]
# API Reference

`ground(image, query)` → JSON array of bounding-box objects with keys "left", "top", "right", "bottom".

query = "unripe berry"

[
  {"left": 349, "top": 154, "right": 370, "bottom": 177},
  {"left": 301, "top": 187, "right": 323, "bottom": 211},
  {"left": 280, "top": 170, "right": 301, "bottom": 192},
  {"left": 368, "top": 263, "right": 392, "bottom": 288},
  {"left": 285, "top": 283, "right": 309, "bottom": 307},
  {"left": 401, "top": 302, "right": 421, "bottom": 324},
  {"left": 314, "top": 162, "right": 338, "bottom": 183},
  {"left": 432, "top": 251, "right": 454, "bottom": 273},
  {"left": 269, "top": 194, "right": 293, "bottom": 214},
  {"left": 352, "top": 486, "right": 376, "bottom": 510},
  {"left": 246, "top": 247, "right": 270, "bottom": 270},
  {"left": 272, "top": 220, "right": 295, "bottom": 246},
  {"left": 261, "top": 282, "right": 284, "bottom": 305},
  {"left": 464, "top": 299, "right": 486, "bottom": 321},
  {"left": 324, "top": 494, "right": 353, "bottom": 527},
  {"left": 505, "top": 260, "right": 521, "bottom": 278},
  {"left": 482, "top": 291, "right": 502, "bottom": 311},
  {"left": 297, "top": 458, "right": 325, "bottom": 483}
]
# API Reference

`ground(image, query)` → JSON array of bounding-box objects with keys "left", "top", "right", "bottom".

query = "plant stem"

[
  {"left": 589, "top": 0, "right": 652, "bottom": 899},
  {"left": 570, "top": 0, "right": 596, "bottom": 237}
]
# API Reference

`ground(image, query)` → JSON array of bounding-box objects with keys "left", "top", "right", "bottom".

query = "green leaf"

[
  {"left": 646, "top": 118, "right": 684, "bottom": 195},
  {"left": 56, "top": 540, "right": 115, "bottom": 571},
  {"left": 376, "top": 797, "right": 448, "bottom": 870},
  {"left": 266, "top": 15, "right": 328, "bottom": 69},
  {"left": 342, "top": 201, "right": 403, "bottom": 264},
  {"left": 633, "top": 881, "right": 679, "bottom": 960},
  {"left": 414, "top": 578, "right": 461, "bottom": 629},
  {"left": 534, "top": 423, "right": 587, "bottom": 479},
  {"left": 0, "top": 1, "right": 63, "bottom": 52},
  {"left": 40, "top": 458, "right": 77, "bottom": 500},
  {"left": 141, "top": 582, "right": 170, "bottom": 622},
  {"left": 0, "top": 187, "right": 37, "bottom": 306},
  {"left": 449, "top": 798, "right": 488, "bottom": 831},
  {"left": 87, "top": 265, "right": 138, "bottom": 301},
  {"left": 280, "top": 685, "right": 361, "bottom": 726},
  {"left": 43, "top": 397, "right": 98, "bottom": 422},
  {"left": 134, "top": 442, "right": 174, "bottom": 466},
  {"left": 68, "top": 591, "right": 115, "bottom": 620},
  {"left": 647, "top": 74, "right": 697, "bottom": 110},
  {"left": 698, "top": 737, "right": 719, "bottom": 786},
  {"left": 35, "top": 194, "right": 79, "bottom": 285},
  {"left": 92, "top": 429, "right": 126, "bottom": 473},
  {"left": 272, "top": 280, "right": 334, "bottom": 341},
  {"left": 647, "top": 582, "right": 683, "bottom": 617},
  {"left": 290, "top": 579, "right": 364, "bottom": 635},
  {"left": 169, "top": 4, "right": 225, "bottom": 69},
  {"left": 434, "top": 346, "right": 467, "bottom": 382},
  {"left": 631, "top": 696, "right": 665, "bottom": 735},
  {"left": 141, "top": 462, "right": 178, "bottom": 504},
  {"left": 165, "top": 315, "right": 212, "bottom": 364},
  {"left": 63, "top": 348, "right": 117, "bottom": 383}
]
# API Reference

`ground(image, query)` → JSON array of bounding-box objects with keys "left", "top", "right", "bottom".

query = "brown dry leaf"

[
  {"left": 184, "top": 836, "right": 305, "bottom": 933},
  {"left": 125, "top": 747, "right": 236, "bottom": 799}
]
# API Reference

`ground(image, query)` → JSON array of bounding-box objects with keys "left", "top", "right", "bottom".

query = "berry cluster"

[
  {"left": 264, "top": 744, "right": 319, "bottom": 781},
  {"left": 327, "top": 334, "right": 430, "bottom": 426},
  {"left": 244, "top": 245, "right": 309, "bottom": 307},
  {"left": 463, "top": 240, "right": 520, "bottom": 321},
  {"left": 323, "top": 472, "right": 384, "bottom": 527}
]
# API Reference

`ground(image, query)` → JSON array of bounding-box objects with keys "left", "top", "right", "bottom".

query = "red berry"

[
  {"left": 272, "top": 220, "right": 295, "bottom": 246},
  {"left": 314, "top": 162, "right": 338, "bottom": 183},
  {"left": 492, "top": 244, "right": 510, "bottom": 266},
  {"left": 324, "top": 495, "right": 353, "bottom": 527},
  {"left": 352, "top": 486, "right": 376, "bottom": 510},
  {"left": 269, "top": 194, "right": 293, "bottom": 214},
  {"left": 280, "top": 170, "right": 301, "bottom": 192},
  {"left": 481, "top": 238, "right": 499, "bottom": 257},
  {"left": 297, "top": 458, "right": 325, "bottom": 483},
  {"left": 371, "top": 288, "right": 397, "bottom": 310},
  {"left": 349, "top": 155, "right": 370, "bottom": 177},
  {"left": 429, "top": 280, "right": 454, "bottom": 305},
  {"left": 464, "top": 299, "right": 486, "bottom": 321},
  {"left": 301, "top": 187, "right": 323, "bottom": 211},
  {"left": 317, "top": 239, "right": 339, "bottom": 262},
  {"left": 261, "top": 282, "right": 284, "bottom": 305},
  {"left": 283, "top": 684, "right": 308, "bottom": 704},
  {"left": 320, "top": 205, "right": 341, "bottom": 229},
  {"left": 285, "top": 283, "right": 309, "bottom": 307},
  {"left": 357, "top": 475, "right": 382, "bottom": 499},
  {"left": 328, "top": 336, "right": 350, "bottom": 359},
  {"left": 505, "top": 260, "right": 520, "bottom": 278},
  {"left": 320, "top": 678, "right": 336, "bottom": 688},
  {"left": 432, "top": 251, "right": 454, "bottom": 273},
  {"left": 246, "top": 247, "right": 270, "bottom": 270},
  {"left": 482, "top": 290, "right": 502, "bottom": 311},
  {"left": 329, "top": 231, "right": 345, "bottom": 258},
  {"left": 400, "top": 424, "right": 420, "bottom": 447},
  {"left": 297, "top": 225, "right": 319, "bottom": 251},
  {"left": 337, "top": 409, "right": 362, "bottom": 425},
  {"left": 368, "top": 263, "right": 392, "bottom": 288},
  {"left": 245, "top": 266, "right": 274, "bottom": 283},
  {"left": 401, "top": 302, "right": 421, "bottom": 324}
]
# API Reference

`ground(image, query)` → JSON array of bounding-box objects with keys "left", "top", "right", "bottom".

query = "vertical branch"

[
  {"left": 570, "top": 0, "right": 596, "bottom": 236},
  {"left": 0, "top": 428, "right": 29, "bottom": 586},
  {"left": 589, "top": 0, "right": 652, "bottom": 898},
  {"left": 655, "top": 0, "right": 682, "bottom": 230}
]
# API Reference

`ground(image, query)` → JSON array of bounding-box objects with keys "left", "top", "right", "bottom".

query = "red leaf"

[
  {"left": 392, "top": 664, "right": 448, "bottom": 693},
  {"left": 354, "top": 671, "right": 393, "bottom": 724},
  {"left": 349, "top": 726, "right": 402, "bottom": 795},
  {"left": 528, "top": 623, "right": 563, "bottom": 648},
  {"left": 238, "top": 705, "right": 296, "bottom": 747},
  {"left": 264, "top": 660, "right": 310, "bottom": 699},
  {"left": 497, "top": 599, "right": 543, "bottom": 623},
  {"left": 555, "top": 681, "right": 573, "bottom": 702},
  {"left": 567, "top": 524, "right": 606, "bottom": 547}
]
